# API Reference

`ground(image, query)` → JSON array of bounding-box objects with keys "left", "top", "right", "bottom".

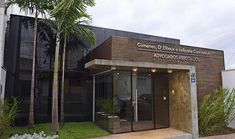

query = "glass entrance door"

[
  {"left": 110, "top": 71, "right": 169, "bottom": 133},
  {"left": 154, "top": 73, "right": 170, "bottom": 128},
  {"left": 132, "top": 73, "right": 154, "bottom": 131},
  {"left": 113, "top": 71, "right": 132, "bottom": 133}
]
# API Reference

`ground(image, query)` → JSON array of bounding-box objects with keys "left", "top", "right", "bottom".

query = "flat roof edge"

[
  {"left": 222, "top": 69, "right": 235, "bottom": 72},
  {"left": 92, "top": 25, "right": 180, "bottom": 42},
  {"left": 85, "top": 59, "right": 195, "bottom": 70}
]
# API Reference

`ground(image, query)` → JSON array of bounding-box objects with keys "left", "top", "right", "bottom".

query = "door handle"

[{"left": 135, "top": 89, "right": 138, "bottom": 122}]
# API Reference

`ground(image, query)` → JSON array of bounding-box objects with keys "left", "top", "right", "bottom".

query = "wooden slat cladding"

[{"left": 89, "top": 37, "right": 112, "bottom": 60}]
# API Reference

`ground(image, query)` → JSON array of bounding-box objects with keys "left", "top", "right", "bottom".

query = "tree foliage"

[
  {"left": 5, "top": 0, "right": 53, "bottom": 128},
  {"left": 5, "top": 0, "right": 52, "bottom": 15},
  {"left": 199, "top": 88, "right": 235, "bottom": 135},
  {"left": 48, "top": 0, "right": 95, "bottom": 132},
  {"left": 0, "top": 98, "right": 18, "bottom": 136}
]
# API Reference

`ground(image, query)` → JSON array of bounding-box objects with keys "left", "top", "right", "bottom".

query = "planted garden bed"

[{"left": 1, "top": 122, "right": 110, "bottom": 139}]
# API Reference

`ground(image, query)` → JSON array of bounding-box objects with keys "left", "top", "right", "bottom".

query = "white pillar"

[
  {"left": 132, "top": 71, "right": 138, "bottom": 122},
  {"left": 190, "top": 67, "right": 199, "bottom": 139},
  {"left": 92, "top": 75, "right": 95, "bottom": 122},
  {"left": 0, "top": 0, "right": 7, "bottom": 100}
]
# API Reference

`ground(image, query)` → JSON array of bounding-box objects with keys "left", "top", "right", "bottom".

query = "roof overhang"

[{"left": 85, "top": 59, "right": 194, "bottom": 70}]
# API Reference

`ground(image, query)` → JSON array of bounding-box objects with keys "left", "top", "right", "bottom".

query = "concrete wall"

[
  {"left": 222, "top": 70, "right": 235, "bottom": 90},
  {"left": 169, "top": 70, "right": 192, "bottom": 133},
  {"left": 222, "top": 70, "right": 235, "bottom": 128},
  {"left": 0, "top": 0, "right": 6, "bottom": 99},
  {"left": 0, "top": 0, "right": 4, "bottom": 8}
]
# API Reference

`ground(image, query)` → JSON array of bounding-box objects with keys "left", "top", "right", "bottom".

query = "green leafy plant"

[
  {"left": 199, "top": 88, "right": 235, "bottom": 135},
  {"left": 97, "top": 99, "right": 119, "bottom": 115},
  {"left": 0, "top": 98, "right": 18, "bottom": 136}
]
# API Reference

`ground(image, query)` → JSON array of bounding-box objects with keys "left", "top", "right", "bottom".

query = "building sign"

[
  {"left": 136, "top": 42, "right": 210, "bottom": 62},
  {"left": 191, "top": 73, "right": 196, "bottom": 84},
  {"left": 153, "top": 53, "right": 199, "bottom": 62}
]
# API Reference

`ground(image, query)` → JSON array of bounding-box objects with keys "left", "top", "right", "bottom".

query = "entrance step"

[{"left": 94, "top": 128, "right": 192, "bottom": 139}]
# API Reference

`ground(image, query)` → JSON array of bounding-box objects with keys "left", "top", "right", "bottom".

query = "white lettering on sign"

[
  {"left": 153, "top": 53, "right": 199, "bottom": 62},
  {"left": 137, "top": 42, "right": 210, "bottom": 62},
  {"left": 137, "top": 42, "right": 210, "bottom": 56}
]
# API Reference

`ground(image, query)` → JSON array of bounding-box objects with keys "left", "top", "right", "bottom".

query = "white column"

[
  {"left": 92, "top": 75, "right": 95, "bottom": 122},
  {"left": 0, "top": 0, "right": 7, "bottom": 100},
  {"left": 132, "top": 71, "right": 138, "bottom": 122},
  {"left": 190, "top": 67, "right": 199, "bottom": 139}
]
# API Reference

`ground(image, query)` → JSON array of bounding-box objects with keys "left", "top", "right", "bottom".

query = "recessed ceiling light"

[
  {"left": 151, "top": 69, "right": 156, "bottom": 73},
  {"left": 168, "top": 69, "right": 173, "bottom": 74},
  {"left": 133, "top": 68, "right": 138, "bottom": 72},
  {"left": 111, "top": 66, "right": 116, "bottom": 70}
]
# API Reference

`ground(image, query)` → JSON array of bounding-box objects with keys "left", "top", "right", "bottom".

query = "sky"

[
  {"left": 11, "top": 0, "right": 235, "bottom": 69},
  {"left": 86, "top": 0, "right": 235, "bottom": 69}
]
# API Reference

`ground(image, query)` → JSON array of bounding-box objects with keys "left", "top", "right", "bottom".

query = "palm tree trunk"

[
  {"left": 52, "top": 32, "right": 60, "bottom": 132},
  {"left": 29, "top": 9, "right": 38, "bottom": 127},
  {"left": 60, "top": 36, "right": 66, "bottom": 125},
  {"left": 48, "top": 55, "right": 53, "bottom": 116}
]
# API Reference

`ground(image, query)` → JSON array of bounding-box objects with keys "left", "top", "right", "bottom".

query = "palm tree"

[
  {"left": 48, "top": 0, "right": 95, "bottom": 132},
  {"left": 5, "top": 0, "right": 51, "bottom": 127},
  {"left": 60, "top": 23, "right": 95, "bottom": 125}
]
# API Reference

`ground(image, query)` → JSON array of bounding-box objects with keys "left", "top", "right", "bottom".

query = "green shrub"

[
  {"left": 0, "top": 98, "right": 18, "bottom": 136},
  {"left": 199, "top": 88, "right": 235, "bottom": 135},
  {"left": 97, "top": 99, "right": 119, "bottom": 115}
]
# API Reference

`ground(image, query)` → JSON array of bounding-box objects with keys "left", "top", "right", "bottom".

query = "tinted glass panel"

[
  {"left": 4, "top": 15, "right": 93, "bottom": 125},
  {"left": 154, "top": 73, "right": 170, "bottom": 128},
  {"left": 133, "top": 73, "right": 154, "bottom": 131},
  {"left": 113, "top": 71, "right": 132, "bottom": 133},
  {"left": 95, "top": 73, "right": 113, "bottom": 131}
]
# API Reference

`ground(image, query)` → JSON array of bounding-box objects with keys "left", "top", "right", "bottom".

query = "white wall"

[
  {"left": 0, "top": 0, "right": 7, "bottom": 100},
  {"left": 222, "top": 69, "right": 235, "bottom": 128},
  {"left": 222, "top": 70, "right": 235, "bottom": 90}
]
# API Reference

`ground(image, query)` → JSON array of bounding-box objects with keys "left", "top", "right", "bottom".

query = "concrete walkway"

[{"left": 94, "top": 128, "right": 192, "bottom": 139}]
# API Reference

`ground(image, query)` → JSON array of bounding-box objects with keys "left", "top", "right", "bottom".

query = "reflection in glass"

[
  {"left": 133, "top": 73, "right": 154, "bottom": 131},
  {"left": 5, "top": 16, "right": 93, "bottom": 125},
  {"left": 95, "top": 73, "right": 114, "bottom": 132},
  {"left": 113, "top": 71, "right": 132, "bottom": 133},
  {"left": 94, "top": 71, "right": 159, "bottom": 133}
]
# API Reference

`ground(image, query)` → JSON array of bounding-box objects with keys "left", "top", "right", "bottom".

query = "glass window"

[{"left": 95, "top": 72, "right": 113, "bottom": 131}]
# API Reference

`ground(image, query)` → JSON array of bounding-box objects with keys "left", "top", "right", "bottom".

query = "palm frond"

[{"left": 199, "top": 88, "right": 235, "bottom": 135}]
